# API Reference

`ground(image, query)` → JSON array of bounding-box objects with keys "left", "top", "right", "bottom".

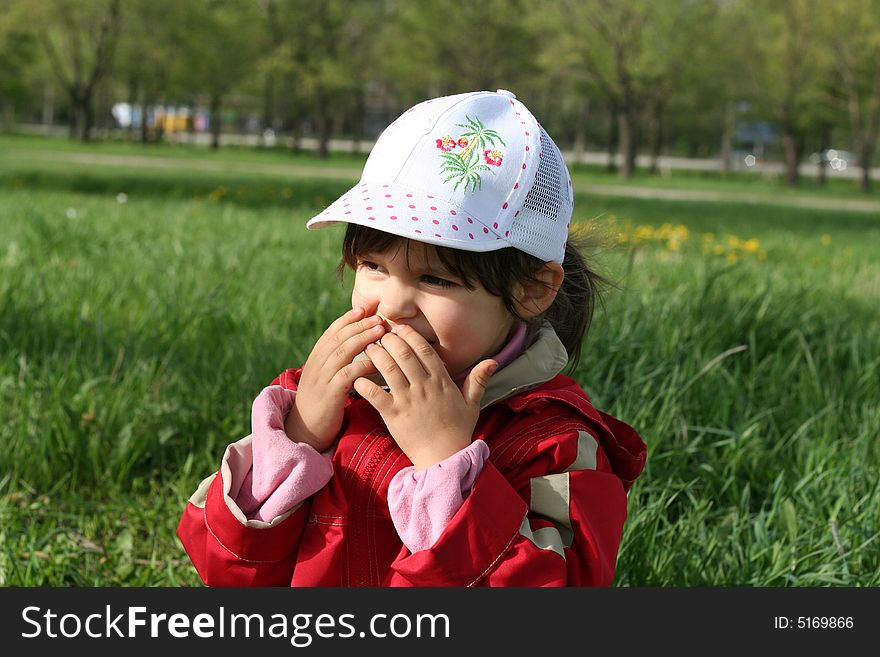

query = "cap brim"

[{"left": 306, "top": 180, "right": 510, "bottom": 253}]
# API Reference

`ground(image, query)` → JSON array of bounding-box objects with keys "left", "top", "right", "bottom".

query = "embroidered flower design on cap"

[{"left": 435, "top": 115, "right": 505, "bottom": 193}]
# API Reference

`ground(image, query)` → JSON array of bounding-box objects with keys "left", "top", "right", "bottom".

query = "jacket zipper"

[{"left": 349, "top": 435, "right": 395, "bottom": 586}]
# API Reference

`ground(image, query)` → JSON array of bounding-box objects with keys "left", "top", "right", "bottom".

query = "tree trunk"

[
  {"left": 262, "top": 71, "right": 276, "bottom": 145},
  {"left": 315, "top": 93, "right": 330, "bottom": 159},
  {"left": 606, "top": 103, "right": 619, "bottom": 173},
  {"left": 618, "top": 102, "right": 637, "bottom": 179},
  {"left": 1, "top": 104, "right": 14, "bottom": 133},
  {"left": 816, "top": 123, "right": 830, "bottom": 186},
  {"left": 647, "top": 98, "right": 664, "bottom": 175},
  {"left": 141, "top": 97, "right": 150, "bottom": 144},
  {"left": 351, "top": 85, "right": 365, "bottom": 155},
  {"left": 780, "top": 129, "right": 800, "bottom": 186},
  {"left": 72, "top": 93, "right": 92, "bottom": 142},
  {"left": 859, "top": 147, "right": 873, "bottom": 193},
  {"left": 210, "top": 93, "right": 222, "bottom": 150},
  {"left": 720, "top": 101, "right": 735, "bottom": 173},
  {"left": 572, "top": 97, "right": 590, "bottom": 164},
  {"left": 42, "top": 83, "right": 55, "bottom": 127},
  {"left": 125, "top": 78, "right": 138, "bottom": 142}
]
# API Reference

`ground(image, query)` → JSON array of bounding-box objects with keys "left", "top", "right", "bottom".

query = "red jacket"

[{"left": 177, "top": 328, "right": 646, "bottom": 587}]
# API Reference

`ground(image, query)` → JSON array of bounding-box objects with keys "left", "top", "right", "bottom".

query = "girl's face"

[{"left": 351, "top": 242, "right": 515, "bottom": 379}]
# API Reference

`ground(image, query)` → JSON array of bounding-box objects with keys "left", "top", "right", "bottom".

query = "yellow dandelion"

[
  {"left": 617, "top": 233, "right": 628, "bottom": 244},
  {"left": 208, "top": 186, "right": 228, "bottom": 202},
  {"left": 820, "top": 234, "right": 832, "bottom": 246},
  {"left": 726, "top": 235, "right": 741, "bottom": 248},
  {"left": 633, "top": 226, "right": 655, "bottom": 244},
  {"left": 742, "top": 239, "right": 760, "bottom": 253},
  {"left": 667, "top": 239, "right": 681, "bottom": 252},
  {"left": 727, "top": 252, "right": 739, "bottom": 264},
  {"left": 713, "top": 245, "right": 725, "bottom": 256},
  {"left": 702, "top": 232, "right": 715, "bottom": 242}
]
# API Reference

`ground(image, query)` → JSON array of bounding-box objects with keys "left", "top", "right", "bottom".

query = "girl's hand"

[
  {"left": 353, "top": 325, "right": 498, "bottom": 470},
  {"left": 286, "top": 307, "right": 386, "bottom": 452}
]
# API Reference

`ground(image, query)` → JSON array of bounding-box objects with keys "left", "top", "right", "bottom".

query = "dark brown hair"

[{"left": 338, "top": 224, "right": 609, "bottom": 371}]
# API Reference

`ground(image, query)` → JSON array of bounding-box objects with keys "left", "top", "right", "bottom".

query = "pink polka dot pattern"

[{"left": 312, "top": 182, "right": 526, "bottom": 252}]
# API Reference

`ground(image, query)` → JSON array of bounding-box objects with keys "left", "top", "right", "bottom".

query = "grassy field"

[{"left": 1, "top": 137, "right": 878, "bottom": 586}]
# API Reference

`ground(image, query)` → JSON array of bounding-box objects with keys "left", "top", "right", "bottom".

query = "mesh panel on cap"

[{"left": 508, "top": 125, "right": 572, "bottom": 261}]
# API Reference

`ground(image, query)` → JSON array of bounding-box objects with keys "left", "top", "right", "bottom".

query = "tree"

[
  {"left": 556, "top": 0, "right": 670, "bottom": 178},
  {"left": 176, "top": 0, "right": 263, "bottom": 149},
  {"left": 113, "top": 0, "right": 187, "bottom": 143},
  {"left": 33, "top": 0, "right": 122, "bottom": 141},
  {"left": 0, "top": 0, "right": 36, "bottom": 130},
  {"left": 828, "top": 0, "right": 880, "bottom": 192},
  {"left": 742, "top": 0, "right": 831, "bottom": 186},
  {"left": 379, "top": 0, "right": 540, "bottom": 106},
  {"left": 263, "top": 0, "right": 385, "bottom": 158}
]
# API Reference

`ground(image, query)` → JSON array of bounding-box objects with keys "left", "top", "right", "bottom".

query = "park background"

[{"left": 0, "top": 0, "right": 877, "bottom": 586}]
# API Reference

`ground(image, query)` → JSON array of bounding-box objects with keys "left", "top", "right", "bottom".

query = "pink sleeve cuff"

[
  {"left": 229, "top": 385, "right": 334, "bottom": 522},
  {"left": 387, "top": 439, "right": 490, "bottom": 553}
]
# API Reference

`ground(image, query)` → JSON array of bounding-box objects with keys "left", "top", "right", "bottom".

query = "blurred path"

[{"left": 9, "top": 149, "right": 880, "bottom": 214}]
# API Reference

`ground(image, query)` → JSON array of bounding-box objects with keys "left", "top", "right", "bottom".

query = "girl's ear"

[{"left": 514, "top": 262, "right": 564, "bottom": 319}]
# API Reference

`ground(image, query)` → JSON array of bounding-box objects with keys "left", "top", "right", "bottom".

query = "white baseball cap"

[{"left": 306, "top": 89, "right": 574, "bottom": 263}]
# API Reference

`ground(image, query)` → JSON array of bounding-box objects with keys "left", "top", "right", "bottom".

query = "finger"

[
  {"left": 378, "top": 331, "right": 430, "bottom": 381},
  {"left": 394, "top": 325, "right": 446, "bottom": 376},
  {"left": 323, "top": 306, "right": 366, "bottom": 337},
  {"left": 329, "top": 357, "right": 380, "bottom": 390},
  {"left": 322, "top": 310, "right": 383, "bottom": 347},
  {"left": 353, "top": 376, "right": 392, "bottom": 412},
  {"left": 319, "top": 318, "right": 386, "bottom": 370},
  {"left": 462, "top": 359, "right": 498, "bottom": 408},
  {"left": 364, "top": 342, "right": 410, "bottom": 390}
]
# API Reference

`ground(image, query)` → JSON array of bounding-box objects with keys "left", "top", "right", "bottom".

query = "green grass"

[
  {"left": 4, "top": 132, "right": 880, "bottom": 202},
  {"left": 1, "top": 141, "right": 878, "bottom": 586}
]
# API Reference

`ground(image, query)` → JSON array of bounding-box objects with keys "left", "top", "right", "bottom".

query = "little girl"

[{"left": 177, "top": 90, "right": 646, "bottom": 586}]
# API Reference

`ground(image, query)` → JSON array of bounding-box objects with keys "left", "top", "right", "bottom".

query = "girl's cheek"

[{"left": 351, "top": 284, "right": 380, "bottom": 315}]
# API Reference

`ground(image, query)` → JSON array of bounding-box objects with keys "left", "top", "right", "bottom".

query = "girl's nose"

[{"left": 377, "top": 280, "right": 418, "bottom": 323}]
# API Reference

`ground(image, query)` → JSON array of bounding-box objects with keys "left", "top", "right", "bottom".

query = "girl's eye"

[
  {"left": 359, "top": 260, "right": 383, "bottom": 272},
  {"left": 421, "top": 275, "right": 454, "bottom": 288}
]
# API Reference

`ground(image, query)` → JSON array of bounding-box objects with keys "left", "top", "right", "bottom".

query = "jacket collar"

[{"left": 480, "top": 323, "right": 569, "bottom": 409}]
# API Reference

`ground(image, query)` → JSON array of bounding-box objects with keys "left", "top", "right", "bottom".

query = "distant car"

[{"left": 808, "top": 149, "right": 858, "bottom": 171}]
